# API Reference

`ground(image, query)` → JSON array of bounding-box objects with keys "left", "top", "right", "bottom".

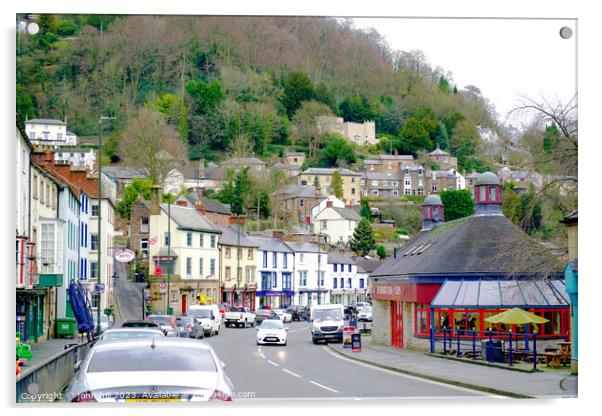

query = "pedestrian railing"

[{"left": 429, "top": 327, "right": 540, "bottom": 370}]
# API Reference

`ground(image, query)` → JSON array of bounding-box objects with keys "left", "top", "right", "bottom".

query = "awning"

[{"left": 431, "top": 278, "right": 569, "bottom": 308}]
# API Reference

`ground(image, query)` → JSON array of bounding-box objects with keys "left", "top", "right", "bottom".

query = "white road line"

[
  {"left": 267, "top": 359, "right": 279, "bottom": 367},
  {"left": 260, "top": 353, "right": 266, "bottom": 359},
  {"left": 309, "top": 380, "right": 338, "bottom": 393},
  {"left": 283, "top": 369, "right": 301, "bottom": 378}
]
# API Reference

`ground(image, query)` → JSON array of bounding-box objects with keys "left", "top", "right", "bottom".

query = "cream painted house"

[
  {"left": 298, "top": 168, "right": 361, "bottom": 206},
  {"left": 312, "top": 203, "right": 361, "bottom": 244},
  {"left": 218, "top": 226, "right": 259, "bottom": 309},
  {"left": 148, "top": 188, "right": 221, "bottom": 315}
]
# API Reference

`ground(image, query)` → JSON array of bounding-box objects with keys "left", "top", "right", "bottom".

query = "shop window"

[{"left": 415, "top": 304, "right": 428, "bottom": 335}]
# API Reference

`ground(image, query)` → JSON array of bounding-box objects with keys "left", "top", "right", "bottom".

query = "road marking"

[
  {"left": 321, "top": 346, "right": 496, "bottom": 397},
  {"left": 283, "top": 369, "right": 301, "bottom": 378},
  {"left": 260, "top": 353, "right": 266, "bottom": 359},
  {"left": 309, "top": 380, "right": 338, "bottom": 393},
  {"left": 267, "top": 359, "right": 279, "bottom": 367}
]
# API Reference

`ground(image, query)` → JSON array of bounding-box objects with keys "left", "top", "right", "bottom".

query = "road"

[
  {"left": 205, "top": 320, "right": 487, "bottom": 400},
  {"left": 112, "top": 260, "right": 146, "bottom": 324}
]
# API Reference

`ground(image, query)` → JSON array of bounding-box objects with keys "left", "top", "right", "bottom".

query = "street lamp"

[{"left": 96, "top": 115, "right": 115, "bottom": 336}]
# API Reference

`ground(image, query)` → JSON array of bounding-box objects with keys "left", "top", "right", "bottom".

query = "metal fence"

[
  {"left": 429, "top": 327, "right": 540, "bottom": 370},
  {"left": 16, "top": 341, "right": 93, "bottom": 403}
]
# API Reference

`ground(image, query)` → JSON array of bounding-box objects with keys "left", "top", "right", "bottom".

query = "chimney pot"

[
  {"left": 150, "top": 185, "right": 162, "bottom": 215},
  {"left": 326, "top": 201, "right": 333, "bottom": 208},
  {"left": 175, "top": 200, "right": 188, "bottom": 207}
]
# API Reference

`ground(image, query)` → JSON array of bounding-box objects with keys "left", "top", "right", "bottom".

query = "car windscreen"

[
  {"left": 187, "top": 309, "right": 212, "bottom": 318},
  {"left": 87, "top": 346, "right": 217, "bottom": 373},
  {"left": 122, "top": 322, "right": 158, "bottom": 328},
  {"left": 102, "top": 331, "right": 164, "bottom": 340},
  {"left": 255, "top": 310, "right": 269, "bottom": 316},
  {"left": 229, "top": 307, "right": 245, "bottom": 312},
  {"left": 149, "top": 316, "right": 172, "bottom": 325},
  {"left": 314, "top": 309, "right": 343, "bottom": 321},
  {"left": 260, "top": 320, "right": 284, "bottom": 329}
]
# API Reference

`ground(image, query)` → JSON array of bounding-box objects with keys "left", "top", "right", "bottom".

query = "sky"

[{"left": 351, "top": 18, "right": 577, "bottom": 128}]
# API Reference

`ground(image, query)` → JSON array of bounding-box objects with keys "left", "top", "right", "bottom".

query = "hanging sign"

[{"left": 114, "top": 248, "right": 135, "bottom": 263}]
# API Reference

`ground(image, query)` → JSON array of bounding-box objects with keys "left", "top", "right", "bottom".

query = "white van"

[
  {"left": 187, "top": 304, "right": 221, "bottom": 337},
  {"left": 309, "top": 304, "right": 345, "bottom": 344}
]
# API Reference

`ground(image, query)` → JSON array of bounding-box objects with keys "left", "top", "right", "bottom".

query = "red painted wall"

[{"left": 372, "top": 283, "right": 441, "bottom": 304}]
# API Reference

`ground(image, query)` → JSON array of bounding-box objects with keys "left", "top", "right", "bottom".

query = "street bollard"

[
  {"left": 443, "top": 326, "right": 447, "bottom": 354},
  {"left": 508, "top": 330, "right": 513, "bottom": 366},
  {"left": 533, "top": 331, "right": 538, "bottom": 371},
  {"left": 449, "top": 327, "right": 452, "bottom": 349},
  {"left": 471, "top": 330, "right": 476, "bottom": 360},
  {"left": 488, "top": 328, "right": 493, "bottom": 362},
  {"left": 524, "top": 324, "right": 530, "bottom": 351},
  {"left": 456, "top": 327, "right": 461, "bottom": 357},
  {"left": 430, "top": 326, "right": 435, "bottom": 354}
]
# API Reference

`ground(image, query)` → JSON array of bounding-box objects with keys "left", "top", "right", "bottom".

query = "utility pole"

[
  {"left": 317, "top": 234, "right": 321, "bottom": 305},
  {"left": 96, "top": 116, "right": 114, "bottom": 336},
  {"left": 237, "top": 214, "right": 241, "bottom": 306},
  {"left": 166, "top": 200, "right": 171, "bottom": 314},
  {"left": 257, "top": 194, "right": 260, "bottom": 232}
]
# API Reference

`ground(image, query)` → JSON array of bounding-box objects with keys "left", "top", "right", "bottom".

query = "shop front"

[
  {"left": 256, "top": 290, "right": 294, "bottom": 309},
  {"left": 297, "top": 288, "right": 330, "bottom": 306},
  {"left": 242, "top": 284, "right": 257, "bottom": 310},
  {"left": 16, "top": 290, "right": 47, "bottom": 343}
]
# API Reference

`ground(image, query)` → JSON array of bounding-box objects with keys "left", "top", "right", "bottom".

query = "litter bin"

[
  {"left": 55, "top": 318, "right": 77, "bottom": 338},
  {"left": 481, "top": 340, "right": 505, "bottom": 363}
]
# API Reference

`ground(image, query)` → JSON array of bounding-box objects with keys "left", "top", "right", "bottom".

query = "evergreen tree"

[
  {"left": 349, "top": 218, "right": 376, "bottom": 256},
  {"left": 331, "top": 170, "right": 344, "bottom": 201},
  {"left": 313, "top": 175, "right": 321, "bottom": 191},
  {"left": 281, "top": 71, "right": 315, "bottom": 118},
  {"left": 376, "top": 245, "right": 387, "bottom": 260},
  {"left": 398, "top": 117, "right": 434, "bottom": 154},
  {"left": 438, "top": 76, "right": 450, "bottom": 94},
  {"left": 439, "top": 189, "right": 475, "bottom": 221},
  {"left": 322, "top": 134, "right": 356, "bottom": 166},
  {"left": 232, "top": 167, "right": 251, "bottom": 215},
  {"left": 360, "top": 200, "right": 371, "bottom": 220}
]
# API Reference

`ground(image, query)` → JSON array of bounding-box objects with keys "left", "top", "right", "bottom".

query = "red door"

[
  {"left": 391, "top": 301, "right": 404, "bottom": 349},
  {"left": 182, "top": 294, "right": 187, "bottom": 315}
]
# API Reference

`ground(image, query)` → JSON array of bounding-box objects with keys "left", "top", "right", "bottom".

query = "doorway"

[
  {"left": 181, "top": 294, "right": 187, "bottom": 315},
  {"left": 391, "top": 301, "right": 404, "bottom": 349}
]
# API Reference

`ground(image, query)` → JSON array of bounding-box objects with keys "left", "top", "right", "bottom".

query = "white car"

[
  {"left": 273, "top": 309, "right": 292, "bottom": 323},
  {"left": 356, "top": 302, "right": 371, "bottom": 309},
  {"left": 358, "top": 306, "right": 373, "bottom": 322},
  {"left": 187, "top": 306, "right": 221, "bottom": 337},
  {"left": 92, "top": 314, "right": 111, "bottom": 333},
  {"left": 98, "top": 328, "right": 165, "bottom": 341},
  {"left": 256, "top": 319, "right": 288, "bottom": 346}
]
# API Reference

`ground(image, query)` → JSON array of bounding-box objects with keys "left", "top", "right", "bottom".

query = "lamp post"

[
  {"left": 165, "top": 200, "right": 172, "bottom": 315},
  {"left": 96, "top": 115, "right": 115, "bottom": 336}
]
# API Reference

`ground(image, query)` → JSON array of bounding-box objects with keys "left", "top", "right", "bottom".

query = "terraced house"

[{"left": 219, "top": 226, "right": 259, "bottom": 309}]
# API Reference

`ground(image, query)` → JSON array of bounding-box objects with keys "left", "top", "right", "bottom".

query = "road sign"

[
  {"left": 114, "top": 248, "right": 135, "bottom": 263},
  {"left": 154, "top": 266, "right": 162, "bottom": 276},
  {"left": 351, "top": 333, "right": 362, "bottom": 352},
  {"left": 159, "top": 288, "right": 167, "bottom": 294},
  {"left": 159, "top": 282, "right": 166, "bottom": 289},
  {"left": 93, "top": 283, "right": 105, "bottom": 294}
]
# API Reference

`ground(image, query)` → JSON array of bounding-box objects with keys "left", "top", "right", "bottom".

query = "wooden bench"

[{"left": 540, "top": 352, "right": 569, "bottom": 368}]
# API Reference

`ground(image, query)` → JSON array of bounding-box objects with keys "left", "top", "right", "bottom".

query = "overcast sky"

[{"left": 352, "top": 18, "right": 576, "bottom": 128}]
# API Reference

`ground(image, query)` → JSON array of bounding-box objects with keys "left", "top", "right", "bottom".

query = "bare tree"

[
  {"left": 119, "top": 108, "right": 187, "bottom": 186},
  {"left": 228, "top": 135, "right": 254, "bottom": 158},
  {"left": 292, "top": 100, "right": 333, "bottom": 158}
]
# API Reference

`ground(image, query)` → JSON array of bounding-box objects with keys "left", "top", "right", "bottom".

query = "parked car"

[
  {"left": 273, "top": 309, "right": 292, "bottom": 323},
  {"left": 344, "top": 305, "right": 358, "bottom": 321},
  {"left": 310, "top": 304, "right": 345, "bottom": 344},
  {"left": 187, "top": 305, "right": 221, "bottom": 337},
  {"left": 147, "top": 315, "right": 177, "bottom": 337},
  {"left": 301, "top": 306, "right": 311, "bottom": 321},
  {"left": 218, "top": 304, "right": 230, "bottom": 321},
  {"left": 355, "top": 302, "right": 371, "bottom": 309},
  {"left": 98, "top": 328, "right": 165, "bottom": 341},
  {"left": 121, "top": 320, "right": 162, "bottom": 331},
  {"left": 286, "top": 306, "right": 304, "bottom": 321},
  {"left": 176, "top": 316, "right": 205, "bottom": 339},
  {"left": 256, "top": 319, "right": 288, "bottom": 346},
  {"left": 66, "top": 338, "right": 234, "bottom": 402},
  {"left": 224, "top": 306, "right": 256, "bottom": 328},
  {"left": 357, "top": 306, "right": 373, "bottom": 322},
  {"left": 254, "top": 309, "right": 279, "bottom": 325},
  {"left": 92, "top": 314, "right": 111, "bottom": 333}
]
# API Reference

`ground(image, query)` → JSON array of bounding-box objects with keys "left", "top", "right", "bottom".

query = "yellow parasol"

[{"left": 484, "top": 308, "right": 549, "bottom": 324}]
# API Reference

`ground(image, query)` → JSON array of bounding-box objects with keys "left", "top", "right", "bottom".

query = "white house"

[
  {"left": 310, "top": 194, "right": 345, "bottom": 223},
  {"left": 87, "top": 197, "right": 115, "bottom": 315},
  {"left": 286, "top": 242, "right": 329, "bottom": 306},
  {"left": 312, "top": 203, "right": 361, "bottom": 244},
  {"left": 248, "top": 236, "right": 294, "bottom": 309},
  {"left": 16, "top": 127, "right": 33, "bottom": 287},
  {"left": 326, "top": 252, "right": 366, "bottom": 306},
  {"left": 25, "top": 118, "right": 77, "bottom": 147},
  {"left": 55, "top": 148, "right": 96, "bottom": 170}
]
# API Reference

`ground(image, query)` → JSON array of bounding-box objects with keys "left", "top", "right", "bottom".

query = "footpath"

[{"left": 328, "top": 340, "right": 577, "bottom": 398}]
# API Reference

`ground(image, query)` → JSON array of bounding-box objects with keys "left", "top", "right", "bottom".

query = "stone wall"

[
  {"left": 372, "top": 300, "right": 391, "bottom": 345},
  {"left": 129, "top": 199, "right": 149, "bottom": 256}
]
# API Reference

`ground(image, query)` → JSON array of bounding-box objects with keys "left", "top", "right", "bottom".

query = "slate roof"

[
  {"left": 379, "top": 155, "right": 415, "bottom": 160},
  {"left": 354, "top": 257, "right": 382, "bottom": 273},
  {"left": 200, "top": 197, "right": 231, "bottom": 215},
  {"left": 363, "top": 172, "right": 401, "bottom": 180},
  {"left": 26, "top": 118, "right": 66, "bottom": 126},
  {"left": 218, "top": 227, "right": 258, "bottom": 247},
  {"left": 428, "top": 145, "right": 451, "bottom": 156},
  {"left": 285, "top": 242, "right": 321, "bottom": 254},
  {"left": 248, "top": 235, "right": 292, "bottom": 252},
  {"left": 302, "top": 167, "right": 360, "bottom": 176},
  {"left": 327, "top": 252, "right": 355, "bottom": 265},
  {"left": 222, "top": 157, "right": 266, "bottom": 166},
  {"left": 560, "top": 211, "right": 578, "bottom": 224},
  {"left": 273, "top": 184, "right": 322, "bottom": 199},
  {"left": 331, "top": 207, "right": 361, "bottom": 221},
  {"left": 159, "top": 204, "right": 220, "bottom": 233},
  {"left": 103, "top": 166, "right": 147, "bottom": 180},
  {"left": 371, "top": 214, "right": 562, "bottom": 278},
  {"left": 284, "top": 152, "right": 305, "bottom": 157}
]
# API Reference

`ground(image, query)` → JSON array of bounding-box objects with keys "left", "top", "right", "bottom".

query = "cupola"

[
  {"left": 475, "top": 172, "right": 503, "bottom": 215},
  {"left": 421, "top": 194, "right": 444, "bottom": 230}
]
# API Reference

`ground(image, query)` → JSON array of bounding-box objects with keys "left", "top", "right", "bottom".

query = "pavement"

[
  {"left": 21, "top": 338, "right": 85, "bottom": 370},
  {"left": 327, "top": 338, "right": 578, "bottom": 399},
  {"left": 204, "top": 320, "right": 488, "bottom": 400}
]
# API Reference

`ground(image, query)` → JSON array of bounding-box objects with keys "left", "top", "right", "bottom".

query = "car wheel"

[
  {"left": 284, "top": 341, "right": 287, "bottom": 346},
  {"left": 206, "top": 330, "right": 212, "bottom": 338},
  {"left": 244, "top": 319, "right": 248, "bottom": 328},
  {"left": 312, "top": 339, "right": 318, "bottom": 344}
]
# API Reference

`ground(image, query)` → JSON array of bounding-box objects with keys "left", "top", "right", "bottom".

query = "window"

[
  {"left": 237, "top": 248, "right": 242, "bottom": 259},
  {"left": 210, "top": 259, "right": 216, "bottom": 276},
  {"left": 359, "top": 278, "right": 365, "bottom": 288},
  {"left": 210, "top": 235, "right": 216, "bottom": 248},
  {"left": 245, "top": 267, "right": 253, "bottom": 284},
  {"left": 347, "top": 278, "right": 352, "bottom": 288},
  {"left": 371, "top": 180, "right": 379, "bottom": 187},
  {"left": 299, "top": 199, "right": 305, "bottom": 208},
  {"left": 225, "top": 266, "right": 231, "bottom": 280},
  {"left": 321, "top": 220, "right": 327, "bottom": 230},
  {"left": 348, "top": 264, "right": 352, "bottom": 272},
  {"left": 261, "top": 272, "right": 272, "bottom": 290},
  {"left": 334, "top": 264, "right": 338, "bottom": 272},
  {"left": 91, "top": 262, "right": 98, "bottom": 279},
  {"left": 199, "top": 233, "right": 204, "bottom": 247},
  {"left": 263, "top": 251, "right": 268, "bottom": 268},
  {"left": 225, "top": 247, "right": 231, "bottom": 258},
  {"left": 387, "top": 161, "right": 392, "bottom": 170},
  {"left": 248, "top": 249, "right": 253, "bottom": 260},
  {"left": 272, "top": 273, "right": 277, "bottom": 287},
  {"left": 164, "top": 232, "right": 170, "bottom": 246},
  {"left": 404, "top": 178, "right": 411, "bottom": 186},
  {"left": 40, "top": 223, "right": 57, "bottom": 273},
  {"left": 479, "top": 186, "right": 486, "bottom": 202},
  {"left": 318, "top": 272, "right": 325, "bottom": 287},
  {"left": 417, "top": 188, "right": 424, "bottom": 196},
  {"left": 299, "top": 253, "right": 304, "bottom": 263},
  {"left": 404, "top": 189, "right": 412, "bottom": 195},
  {"left": 283, "top": 253, "right": 288, "bottom": 269},
  {"left": 351, "top": 188, "right": 356, "bottom": 195},
  {"left": 186, "top": 232, "right": 192, "bottom": 247},
  {"left": 32, "top": 174, "right": 38, "bottom": 199},
  {"left": 91, "top": 293, "right": 100, "bottom": 309},
  {"left": 489, "top": 186, "right": 497, "bottom": 201},
  {"left": 431, "top": 184, "right": 438, "bottom": 192},
  {"left": 91, "top": 204, "right": 99, "bottom": 217},
  {"left": 349, "top": 221, "right": 355, "bottom": 230},
  {"left": 57, "top": 133, "right": 63, "bottom": 141},
  {"left": 393, "top": 190, "right": 399, "bottom": 196},
  {"left": 283, "top": 273, "right": 292, "bottom": 290},
  {"left": 333, "top": 278, "right": 338, "bottom": 289},
  {"left": 140, "top": 216, "right": 149, "bottom": 233},
  {"left": 272, "top": 252, "right": 277, "bottom": 268},
  {"left": 91, "top": 234, "right": 98, "bottom": 251},
  {"left": 199, "top": 258, "right": 204, "bottom": 276},
  {"left": 155, "top": 259, "right": 175, "bottom": 275},
  {"left": 299, "top": 271, "right": 307, "bottom": 286},
  {"left": 186, "top": 257, "right": 192, "bottom": 275},
  {"left": 340, "top": 278, "right": 344, "bottom": 288}
]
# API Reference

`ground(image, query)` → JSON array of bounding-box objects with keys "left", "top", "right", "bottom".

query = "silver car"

[
  {"left": 98, "top": 328, "right": 165, "bottom": 341},
  {"left": 66, "top": 338, "right": 234, "bottom": 402},
  {"left": 146, "top": 315, "right": 177, "bottom": 337}
]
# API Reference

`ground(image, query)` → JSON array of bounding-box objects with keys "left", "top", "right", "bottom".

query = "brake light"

[
  {"left": 71, "top": 391, "right": 97, "bottom": 402},
  {"left": 209, "top": 390, "right": 232, "bottom": 401}
]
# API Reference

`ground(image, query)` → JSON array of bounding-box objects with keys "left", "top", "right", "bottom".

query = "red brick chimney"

[
  {"left": 272, "top": 230, "right": 284, "bottom": 239},
  {"left": 176, "top": 200, "right": 188, "bottom": 207},
  {"left": 44, "top": 149, "right": 53, "bottom": 163},
  {"left": 150, "top": 185, "right": 162, "bottom": 215},
  {"left": 195, "top": 201, "right": 206, "bottom": 215},
  {"left": 326, "top": 201, "right": 333, "bottom": 208}
]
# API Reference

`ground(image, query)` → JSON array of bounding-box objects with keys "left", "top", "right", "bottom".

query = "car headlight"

[
  {"left": 314, "top": 327, "right": 321, "bottom": 333},
  {"left": 338, "top": 325, "right": 344, "bottom": 331}
]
